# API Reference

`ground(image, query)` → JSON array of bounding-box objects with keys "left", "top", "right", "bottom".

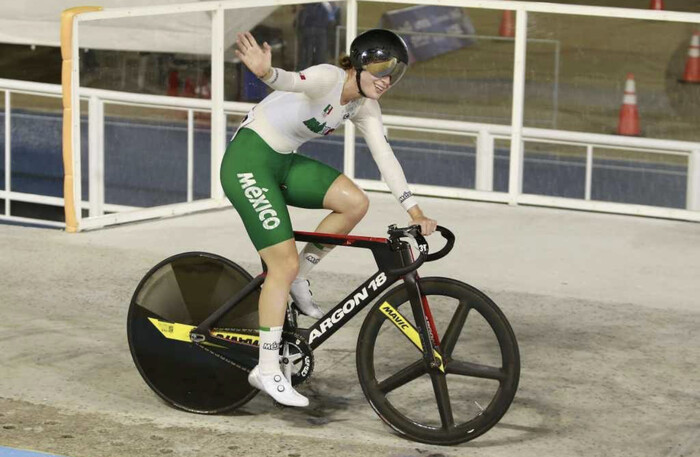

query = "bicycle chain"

[
  {"left": 193, "top": 328, "right": 314, "bottom": 385},
  {"left": 194, "top": 339, "right": 250, "bottom": 372}
]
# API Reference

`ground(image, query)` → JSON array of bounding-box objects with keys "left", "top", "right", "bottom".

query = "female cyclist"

[{"left": 221, "top": 29, "right": 437, "bottom": 407}]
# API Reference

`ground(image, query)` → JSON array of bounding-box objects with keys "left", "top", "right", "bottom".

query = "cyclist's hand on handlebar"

[
  {"left": 408, "top": 205, "right": 437, "bottom": 236},
  {"left": 412, "top": 216, "right": 437, "bottom": 236}
]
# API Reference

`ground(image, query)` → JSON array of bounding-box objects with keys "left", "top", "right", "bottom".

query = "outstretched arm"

[
  {"left": 234, "top": 31, "right": 336, "bottom": 98},
  {"left": 352, "top": 100, "right": 437, "bottom": 235}
]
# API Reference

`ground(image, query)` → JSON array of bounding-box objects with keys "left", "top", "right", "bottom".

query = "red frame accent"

[
  {"left": 407, "top": 248, "right": 441, "bottom": 346},
  {"left": 421, "top": 294, "right": 441, "bottom": 347},
  {"left": 293, "top": 230, "right": 388, "bottom": 245}
]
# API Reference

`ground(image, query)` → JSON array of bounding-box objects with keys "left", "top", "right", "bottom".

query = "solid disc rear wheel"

[
  {"left": 127, "top": 252, "right": 260, "bottom": 414},
  {"left": 356, "top": 277, "right": 519, "bottom": 445}
]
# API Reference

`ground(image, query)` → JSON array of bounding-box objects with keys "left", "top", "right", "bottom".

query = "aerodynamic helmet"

[{"left": 349, "top": 29, "right": 409, "bottom": 94}]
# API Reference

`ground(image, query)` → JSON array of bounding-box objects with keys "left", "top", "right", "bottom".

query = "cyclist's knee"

[
  {"left": 325, "top": 176, "right": 369, "bottom": 220},
  {"left": 266, "top": 253, "right": 299, "bottom": 284},
  {"left": 346, "top": 190, "right": 369, "bottom": 222},
  {"left": 260, "top": 240, "right": 299, "bottom": 283},
  {"left": 357, "top": 192, "right": 370, "bottom": 217}
]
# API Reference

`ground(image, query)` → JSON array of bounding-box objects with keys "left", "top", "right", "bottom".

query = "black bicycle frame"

[
  {"left": 293, "top": 230, "right": 417, "bottom": 349},
  {"left": 191, "top": 230, "right": 440, "bottom": 364}
]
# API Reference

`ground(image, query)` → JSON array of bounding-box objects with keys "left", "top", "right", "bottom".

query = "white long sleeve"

[
  {"left": 242, "top": 64, "right": 363, "bottom": 152},
  {"left": 244, "top": 63, "right": 419, "bottom": 214},
  {"left": 351, "top": 99, "right": 418, "bottom": 211},
  {"left": 261, "top": 64, "right": 338, "bottom": 99}
]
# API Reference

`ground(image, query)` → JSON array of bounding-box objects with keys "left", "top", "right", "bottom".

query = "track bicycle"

[{"left": 127, "top": 224, "right": 520, "bottom": 445}]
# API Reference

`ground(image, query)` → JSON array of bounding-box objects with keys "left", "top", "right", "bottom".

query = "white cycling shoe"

[
  {"left": 248, "top": 366, "right": 309, "bottom": 407},
  {"left": 290, "top": 278, "right": 324, "bottom": 319}
]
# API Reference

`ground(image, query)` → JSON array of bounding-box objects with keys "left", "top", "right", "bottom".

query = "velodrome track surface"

[{"left": 1, "top": 193, "right": 699, "bottom": 457}]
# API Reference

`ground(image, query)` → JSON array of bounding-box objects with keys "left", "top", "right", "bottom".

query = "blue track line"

[{"left": 0, "top": 446, "right": 67, "bottom": 457}]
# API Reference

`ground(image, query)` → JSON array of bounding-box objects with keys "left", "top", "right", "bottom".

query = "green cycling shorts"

[{"left": 220, "top": 128, "right": 342, "bottom": 251}]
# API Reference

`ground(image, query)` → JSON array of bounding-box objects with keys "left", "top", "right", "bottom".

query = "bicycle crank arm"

[{"left": 378, "top": 302, "right": 445, "bottom": 373}]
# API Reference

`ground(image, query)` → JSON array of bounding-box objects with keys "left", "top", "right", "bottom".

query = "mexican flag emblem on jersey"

[{"left": 323, "top": 104, "right": 333, "bottom": 117}]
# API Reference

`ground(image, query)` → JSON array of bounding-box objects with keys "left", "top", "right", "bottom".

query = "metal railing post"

[
  {"left": 688, "top": 150, "right": 700, "bottom": 211},
  {"left": 343, "top": 0, "right": 357, "bottom": 179},
  {"left": 508, "top": 8, "right": 528, "bottom": 205},
  {"left": 585, "top": 145, "right": 593, "bottom": 201},
  {"left": 88, "top": 95, "right": 105, "bottom": 217},
  {"left": 476, "top": 129, "right": 494, "bottom": 192},
  {"left": 4, "top": 91, "right": 10, "bottom": 216},
  {"left": 343, "top": 0, "right": 358, "bottom": 179},
  {"left": 210, "top": 6, "right": 225, "bottom": 200},
  {"left": 187, "top": 109, "right": 194, "bottom": 203}
]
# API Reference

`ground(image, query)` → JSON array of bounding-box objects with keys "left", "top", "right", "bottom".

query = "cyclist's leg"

[
  {"left": 247, "top": 241, "right": 308, "bottom": 407},
  {"left": 220, "top": 129, "right": 295, "bottom": 252},
  {"left": 220, "top": 129, "right": 308, "bottom": 406},
  {"left": 220, "top": 132, "right": 295, "bottom": 337},
  {"left": 298, "top": 174, "right": 369, "bottom": 276},
  {"left": 283, "top": 154, "right": 369, "bottom": 273},
  {"left": 318, "top": 173, "right": 370, "bottom": 233},
  {"left": 283, "top": 154, "right": 369, "bottom": 234},
  {"left": 257, "top": 239, "right": 298, "bottom": 329},
  {"left": 282, "top": 155, "right": 369, "bottom": 314}
]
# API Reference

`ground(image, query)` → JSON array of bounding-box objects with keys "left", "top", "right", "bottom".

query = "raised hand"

[{"left": 234, "top": 31, "right": 272, "bottom": 79}]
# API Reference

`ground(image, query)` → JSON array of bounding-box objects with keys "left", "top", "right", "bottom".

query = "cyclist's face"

[{"left": 360, "top": 70, "right": 391, "bottom": 100}]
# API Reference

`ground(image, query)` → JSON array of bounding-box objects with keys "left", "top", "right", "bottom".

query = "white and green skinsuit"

[{"left": 220, "top": 63, "right": 418, "bottom": 250}]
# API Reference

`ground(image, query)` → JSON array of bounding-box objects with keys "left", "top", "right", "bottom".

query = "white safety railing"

[
  {"left": 0, "top": 78, "right": 255, "bottom": 228},
  {"left": 5, "top": 77, "right": 699, "bottom": 228},
  {"left": 372, "top": 116, "right": 700, "bottom": 221},
  {"left": 0, "top": 79, "right": 66, "bottom": 227},
  {"left": 8, "top": 0, "right": 700, "bottom": 230},
  {"left": 75, "top": 88, "right": 255, "bottom": 230}
]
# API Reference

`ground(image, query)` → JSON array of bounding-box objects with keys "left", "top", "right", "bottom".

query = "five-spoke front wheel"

[{"left": 356, "top": 277, "right": 519, "bottom": 445}]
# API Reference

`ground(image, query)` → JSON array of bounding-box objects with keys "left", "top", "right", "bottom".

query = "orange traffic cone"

[
  {"left": 682, "top": 32, "right": 700, "bottom": 83},
  {"left": 617, "top": 73, "right": 640, "bottom": 136},
  {"left": 499, "top": 10, "right": 514, "bottom": 38},
  {"left": 649, "top": 0, "right": 664, "bottom": 10}
]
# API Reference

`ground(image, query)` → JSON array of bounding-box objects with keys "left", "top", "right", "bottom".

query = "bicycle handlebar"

[
  {"left": 427, "top": 226, "right": 455, "bottom": 262},
  {"left": 384, "top": 224, "right": 455, "bottom": 276}
]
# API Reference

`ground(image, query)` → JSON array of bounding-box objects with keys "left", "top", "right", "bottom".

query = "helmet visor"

[{"left": 361, "top": 56, "right": 408, "bottom": 85}]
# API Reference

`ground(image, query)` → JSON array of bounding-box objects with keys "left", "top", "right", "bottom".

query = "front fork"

[{"left": 401, "top": 272, "right": 444, "bottom": 372}]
